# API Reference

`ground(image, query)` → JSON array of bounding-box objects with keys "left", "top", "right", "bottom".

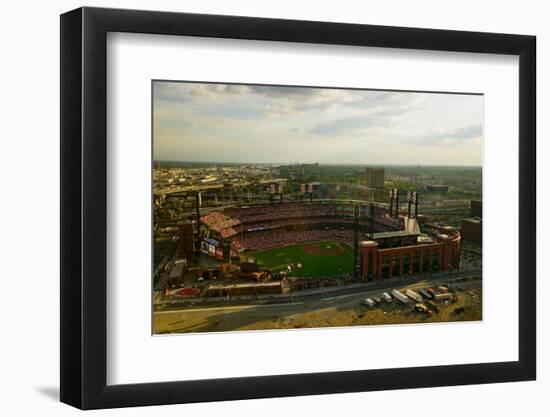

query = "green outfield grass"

[{"left": 248, "top": 241, "right": 354, "bottom": 277}]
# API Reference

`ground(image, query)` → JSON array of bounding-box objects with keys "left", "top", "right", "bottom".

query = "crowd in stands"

[
  {"left": 224, "top": 202, "right": 352, "bottom": 224},
  {"left": 230, "top": 228, "right": 357, "bottom": 252},
  {"left": 205, "top": 202, "right": 405, "bottom": 250},
  {"left": 242, "top": 216, "right": 398, "bottom": 232}
]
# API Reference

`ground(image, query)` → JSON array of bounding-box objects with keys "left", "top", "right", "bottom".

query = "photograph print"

[{"left": 152, "top": 81, "right": 483, "bottom": 335}]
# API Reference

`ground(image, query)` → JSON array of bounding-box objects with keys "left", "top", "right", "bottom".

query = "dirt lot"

[{"left": 153, "top": 285, "right": 482, "bottom": 334}]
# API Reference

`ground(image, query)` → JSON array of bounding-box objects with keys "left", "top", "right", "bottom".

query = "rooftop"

[
  {"left": 372, "top": 230, "right": 420, "bottom": 239},
  {"left": 463, "top": 217, "right": 482, "bottom": 224},
  {"left": 359, "top": 240, "right": 378, "bottom": 247}
]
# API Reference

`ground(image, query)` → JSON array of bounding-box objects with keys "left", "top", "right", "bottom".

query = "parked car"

[
  {"left": 382, "top": 292, "right": 393, "bottom": 303},
  {"left": 361, "top": 298, "right": 375, "bottom": 307},
  {"left": 414, "top": 303, "right": 428, "bottom": 313}
]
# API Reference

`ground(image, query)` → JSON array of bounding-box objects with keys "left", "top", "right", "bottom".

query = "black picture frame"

[{"left": 60, "top": 6, "right": 536, "bottom": 410}]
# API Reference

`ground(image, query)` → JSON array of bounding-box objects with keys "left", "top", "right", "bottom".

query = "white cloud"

[{"left": 153, "top": 81, "right": 483, "bottom": 166}]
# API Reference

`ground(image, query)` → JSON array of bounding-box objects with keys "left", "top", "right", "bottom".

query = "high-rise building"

[
  {"left": 470, "top": 200, "right": 482, "bottom": 217},
  {"left": 366, "top": 167, "right": 385, "bottom": 188},
  {"left": 461, "top": 218, "right": 482, "bottom": 244},
  {"left": 177, "top": 221, "right": 195, "bottom": 259}
]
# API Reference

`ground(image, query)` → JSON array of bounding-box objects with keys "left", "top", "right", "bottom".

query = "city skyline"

[
  {"left": 153, "top": 160, "right": 482, "bottom": 168},
  {"left": 153, "top": 81, "right": 483, "bottom": 166}
]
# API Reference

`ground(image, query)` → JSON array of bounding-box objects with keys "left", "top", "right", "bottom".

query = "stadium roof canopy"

[{"left": 372, "top": 230, "right": 420, "bottom": 239}]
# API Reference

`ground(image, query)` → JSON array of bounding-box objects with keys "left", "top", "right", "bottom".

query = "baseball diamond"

[{"left": 249, "top": 241, "right": 354, "bottom": 277}]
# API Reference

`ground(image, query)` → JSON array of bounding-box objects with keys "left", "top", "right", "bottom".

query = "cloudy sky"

[{"left": 153, "top": 81, "right": 483, "bottom": 166}]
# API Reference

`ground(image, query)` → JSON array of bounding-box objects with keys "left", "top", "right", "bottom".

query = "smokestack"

[
  {"left": 407, "top": 191, "right": 412, "bottom": 218},
  {"left": 389, "top": 189, "right": 394, "bottom": 216},
  {"left": 414, "top": 192, "right": 419, "bottom": 218}
]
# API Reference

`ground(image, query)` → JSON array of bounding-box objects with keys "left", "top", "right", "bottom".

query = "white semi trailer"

[
  {"left": 405, "top": 289, "right": 424, "bottom": 303},
  {"left": 434, "top": 292, "right": 453, "bottom": 301},
  {"left": 391, "top": 289, "right": 409, "bottom": 304}
]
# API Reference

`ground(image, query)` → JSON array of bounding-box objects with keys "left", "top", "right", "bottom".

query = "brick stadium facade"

[{"left": 359, "top": 225, "right": 461, "bottom": 281}]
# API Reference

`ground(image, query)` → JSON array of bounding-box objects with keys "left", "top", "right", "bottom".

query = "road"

[
  {"left": 155, "top": 269, "right": 481, "bottom": 311},
  {"left": 153, "top": 269, "right": 482, "bottom": 333}
]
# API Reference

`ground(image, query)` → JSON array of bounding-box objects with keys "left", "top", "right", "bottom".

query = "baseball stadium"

[{"left": 190, "top": 190, "right": 462, "bottom": 284}]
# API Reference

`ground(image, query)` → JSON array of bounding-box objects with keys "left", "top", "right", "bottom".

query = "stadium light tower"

[
  {"left": 394, "top": 189, "right": 400, "bottom": 218},
  {"left": 195, "top": 192, "right": 202, "bottom": 255},
  {"left": 413, "top": 191, "right": 419, "bottom": 218},
  {"left": 353, "top": 204, "right": 360, "bottom": 279},
  {"left": 369, "top": 203, "right": 375, "bottom": 239}
]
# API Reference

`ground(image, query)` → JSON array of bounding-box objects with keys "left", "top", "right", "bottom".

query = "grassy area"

[{"left": 248, "top": 241, "right": 354, "bottom": 277}]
